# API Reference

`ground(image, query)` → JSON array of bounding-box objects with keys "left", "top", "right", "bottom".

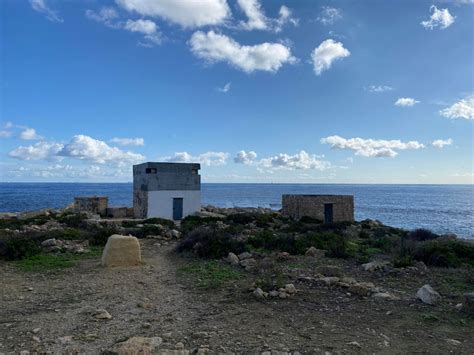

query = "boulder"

[
  {"left": 105, "top": 336, "right": 163, "bottom": 355},
  {"left": 349, "top": 282, "right": 376, "bottom": 296},
  {"left": 372, "top": 292, "right": 399, "bottom": 301},
  {"left": 284, "top": 283, "right": 297, "bottom": 294},
  {"left": 227, "top": 252, "right": 240, "bottom": 266},
  {"left": 321, "top": 277, "right": 340, "bottom": 286},
  {"left": 315, "top": 265, "right": 342, "bottom": 277},
  {"left": 416, "top": 284, "right": 441, "bottom": 305},
  {"left": 238, "top": 252, "right": 252, "bottom": 260},
  {"left": 101, "top": 235, "right": 141, "bottom": 267},
  {"left": 362, "top": 260, "right": 391, "bottom": 272},
  {"left": 305, "top": 247, "right": 325, "bottom": 258},
  {"left": 253, "top": 288, "right": 267, "bottom": 299},
  {"left": 462, "top": 292, "right": 474, "bottom": 315},
  {"left": 239, "top": 258, "right": 257, "bottom": 269}
]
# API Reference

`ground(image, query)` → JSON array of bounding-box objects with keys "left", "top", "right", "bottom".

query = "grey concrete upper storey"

[{"left": 133, "top": 162, "right": 201, "bottom": 191}]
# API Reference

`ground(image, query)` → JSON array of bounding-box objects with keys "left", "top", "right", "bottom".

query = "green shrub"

[
  {"left": 255, "top": 213, "right": 279, "bottom": 227},
  {"left": 176, "top": 226, "right": 246, "bottom": 259},
  {"left": 415, "top": 240, "right": 474, "bottom": 267},
  {"left": 143, "top": 217, "right": 175, "bottom": 228},
  {"left": 225, "top": 213, "right": 256, "bottom": 225},
  {"left": 299, "top": 216, "right": 323, "bottom": 224},
  {"left": 0, "top": 233, "right": 43, "bottom": 260},
  {"left": 83, "top": 225, "right": 118, "bottom": 246},
  {"left": 248, "top": 230, "right": 298, "bottom": 254},
  {"left": 180, "top": 215, "right": 225, "bottom": 233},
  {"left": 56, "top": 213, "right": 88, "bottom": 228},
  {"left": 177, "top": 260, "right": 242, "bottom": 289},
  {"left": 393, "top": 255, "right": 415, "bottom": 268},
  {"left": 407, "top": 228, "right": 440, "bottom": 241}
]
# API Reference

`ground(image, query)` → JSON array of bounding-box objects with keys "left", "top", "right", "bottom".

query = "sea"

[{"left": 0, "top": 183, "right": 472, "bottom": 238}]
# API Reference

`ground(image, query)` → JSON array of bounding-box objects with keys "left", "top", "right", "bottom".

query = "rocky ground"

[{"left": 0, "top": 207, "right": 473, "bottom": 354}]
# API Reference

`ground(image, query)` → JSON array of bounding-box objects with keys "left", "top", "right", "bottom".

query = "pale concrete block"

[{"left": 101, "top": 235, "right": 142, "bottom": 267}]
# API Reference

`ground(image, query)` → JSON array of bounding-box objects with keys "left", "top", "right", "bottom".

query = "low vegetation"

[{"left": 177, "top": 260, "right": 242, "bottom": 289}]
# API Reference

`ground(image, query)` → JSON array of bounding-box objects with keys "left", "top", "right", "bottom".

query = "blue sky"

[{"left": 1, "top": 0, "right": 473, "bottom": 183}]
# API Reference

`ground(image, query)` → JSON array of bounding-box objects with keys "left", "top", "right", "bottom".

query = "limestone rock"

[
  {"left": 227, "top": 252, "right": 240, "bottom": 266},
  {"left": 253, "top": 287, "right": 267, "bottom": 299},
  {"left": 240, "top": 258, "right": 257, "bottom": 269},
  {"left": 101, "top": 235, "right": 141, "bottom": 267},
  {"left": 462, "top": 292, "right": 474, "bottom": 315},
  {"left": 416, "top": 284, "right": 441, "bottom": 305},
  {"left": 349, "top": 282, "right": 376, "bottom": 296},
  {"left": 372, "top": 292, "right": 399, "bottom": 301},
  {"left": 362, "top": 260, "right": 391, "bottom": 272},
  {"left": 321, "top": 277, "right": 340, "bottom": 286},
  {"left": 284, "top": 283, "right": 297, "bottom": 294},
  {"left": 106, "top": 336, "right": 163, "bottom": 355},
  {"left": 315, "top": 265, "right": 342, "bottom": 277},
  {"left": 305, "top": 247, "right": 325, "bottom": 258},
  {"left": 238, "top": 252, "right": 252, "bottom": 260},
  {"left": 94, "top": 309, "right": 112, "bottom": 320}
]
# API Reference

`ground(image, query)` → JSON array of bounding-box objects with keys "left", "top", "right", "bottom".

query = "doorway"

[
  {"left": 173, "top": 198, "right": 183, "bottom": 220},
  {"left": 324, "top": 203, "right": 333, "bottom": 224}
]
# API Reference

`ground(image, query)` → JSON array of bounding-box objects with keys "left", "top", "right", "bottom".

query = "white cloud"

[
  {"left": 234, "top": 150, "right": 257, "bottom": 164},
  {"left": 29, "top": 0, "right": 63, "bottom": 23},
  {"left": 9, "top": 141, "right": 64, "bottom": 161},
  {"left": 237, "top": 0, "right": 268, "bottom": 30},
  {"left": 4, "top": 122, "right": 13, "bottom": 129},
  {"left": 124, "top": 19, "right": 162, "bottom": 45},
  {"left": 439, "top": 95, "right": 474, "bottom": 120},
  {"left": 189, "top": 30, "right": 297, "bottom": 73},
  {"left": 217, "top": 82, "right": 231, "bottom": 93},
  {"left": 421, "top": 5, "right": 455, "bottom": 29},
  {"left": 163, "top": 151, "right": 229, "bottom": 166},
  {"left": 432, "top": 138, "right": 453, "bottom": 148},
  {"left": 20, "top": 128, "right": 43, "bottom": 140},
  {"left": 116, "top": 0, "right": 230, "bottom": 28},
  {"left": 317, "top": 6, "right": 342, "bottom": 25},
  {"left": 85, "top": 7, "right": 120, "bottom": 28},
  {"left": 236, "top": 0, "right": 297, "bottom": 32},
  {"left": 321, "top": 135, "right": 425, "bottom": 158},
  {"left": 59, "top": 135, "right": 145, "bottom": 164},
  {"left": 110, "top": 137, "right": 145, "bottom": 146},
  {"left": 311, "top": 39, "right": 350, "bottom": 75},
  {"left": 0, "top": 130, "right": 12, "bottom": 138},
  {"left": 365, "top": 85, "right": 394, "bottom": 93},
  {"left": 260, "top": 150, "right": 331, "bottom": 170},
  {"left": 394, "top": 97, "right": 420, "bottom": 107}
]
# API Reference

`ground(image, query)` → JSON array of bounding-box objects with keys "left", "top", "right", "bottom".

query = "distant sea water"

[{"left": 0, "top": 183, "right": 472, "bottom": 238}]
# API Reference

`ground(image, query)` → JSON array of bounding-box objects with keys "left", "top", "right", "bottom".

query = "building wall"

[
  {"left": 133, "top": 189, "right": 148, "bottom": 219},
  {"left": 74, "top": 197, "right": 108, "bottom": 216},
  {"left": 147, "top": 190, "right": 201, "bottom": 220},
  {"left": 282, "top": 195, "right": 354, "bottom": 222}
]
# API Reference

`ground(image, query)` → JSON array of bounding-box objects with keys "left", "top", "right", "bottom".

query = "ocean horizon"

[{"left": 1, "top": 182, "right": 472, "bottom": 238}]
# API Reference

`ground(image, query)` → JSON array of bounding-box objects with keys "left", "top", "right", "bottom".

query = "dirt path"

[{"left": 1, "top": 240, "right": 473, "bottom": 354}]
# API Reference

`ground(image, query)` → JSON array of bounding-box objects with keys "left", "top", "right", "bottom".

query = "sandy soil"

[{"left": 1, "top": 239, "right": 473, "bottom": 354}]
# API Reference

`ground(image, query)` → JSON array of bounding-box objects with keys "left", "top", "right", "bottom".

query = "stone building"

[
  {"left": 74, "top": 196, "right": 108, "bottom": 216},
  {"left": 133, "top": 162, "right": 201, "bottom": 220},
  {"left": 282, "top": 194, "right": 354, "bottom": 223}
]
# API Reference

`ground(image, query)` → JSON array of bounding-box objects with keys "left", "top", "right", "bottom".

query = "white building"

[{"left": 133, "top": 162, "right": 201, "bottom": 220}]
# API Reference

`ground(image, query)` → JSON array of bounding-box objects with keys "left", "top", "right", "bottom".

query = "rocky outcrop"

[{"left": 416, "top": 284, "right": 441, "bottom": 305}]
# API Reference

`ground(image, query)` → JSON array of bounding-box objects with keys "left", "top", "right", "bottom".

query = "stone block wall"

[
  {"left": 74, "top": 197, "right": 108, "bottom": 216},
  {"left": 282, "top": 195, "right": 354, "bottom": 222},
  {"left": 106, "top": 207, "right": 134, "bottom": 219}
]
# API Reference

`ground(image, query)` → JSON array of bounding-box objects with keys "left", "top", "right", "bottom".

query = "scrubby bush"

[
  {"left": 248, "top": 231, "right": 298, "bottom": 254},
  {"left": 299, "top": 216, "right": 323, "bottom": 224},
  {"left": 0, "top": 233, "right": 44, "bottom": 260},
  {"left": 176, "top": 226, "right": 246, "bottom": 259},
  {"left": 82, "top": 225, "right": 118, "bottom": 246},
  {"left": 225, "top": 213, "right": 256, "bottom": 225},
  {"left": 407, "top": 228, "right": 439, "bottom": 241},
  {"left": 56, "top": 213, "right": 88, "bottom": 228},
  {"left": 180, "top": 215, "right": 225, "bottom": 233},
  {"left": 143, "top": 217, "right": 175, "bottom": 228},
  {"left": 415, "top": 239, "right": 474, "bottom": 267}
]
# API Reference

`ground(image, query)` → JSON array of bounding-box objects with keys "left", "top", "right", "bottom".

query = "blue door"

[
  {"left": 324, "top": 203, "right": 333, "bottom": 224},
  {"left": 173, "top": 198, "right": 183, "bottom": 220}
]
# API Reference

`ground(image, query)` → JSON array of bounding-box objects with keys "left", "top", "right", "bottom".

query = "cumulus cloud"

[
  {"left": 217, "top": 82, "right": 231, "bottom": 93},
  {"left": 365, "top": 85, "right": 394, "bottom": 93},
  {"left": 260, "top": 150, "right": 331, "bottom": 170},
  {"left": 85, "top": 7, "right": 120, "bottom": 28},
  {"left": 59, "top": 135, "right": 145, "bottom": 164},
  {"left": 394, "top": 97, "right": 420, "bottom": 107},
  {"left": 116, "top": 0, "right": 230, "bottom": 28},
  {"left": 421, "top": 5, "right": 455, "bottom": 29},
  {"left": 439, "top": 95, "right": 474, "bottom": 120},
  {"left": 29, "top": 0, "right": 63, "bottom": 23},
  {"left": 110, "top": 137, "right": 145, "bottom": 146},
  {"left": 311, "top": 39, "right": 350, "bottom": 75},
  {"left": 163, "top": 151, "right": 229, "bottom": 166},
  {"left": 234, "top": 150, "right": 257, "bottom": 164},
  {"left": 432, "top": 138, "right": 453, "bottom": 148},
  {"left": 237, "top": 0, "right": 297, "bottom": 32},
  {"left": 189, "top": 30, "right": 297, "bottom": 73},
  {"left": 9, "top": 141, "right": 64, "bottom": 161},
  {"left": 20, "top": 128, "right": 43, "bottom": 140},
  {"left": 124, "top": 19, "right": 162, "bottom": 45},
  {"left": 321, "top": 135, "right": 425, "bottom": 158},
  {"left": 317, "top": 6, "right": 342, "bottom": 25}
]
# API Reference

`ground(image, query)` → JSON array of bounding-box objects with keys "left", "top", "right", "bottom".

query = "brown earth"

[{"left": 1, "top": 239, "right": 473, "bottom": 354}]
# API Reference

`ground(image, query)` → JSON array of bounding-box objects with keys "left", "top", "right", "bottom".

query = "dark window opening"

[{"left": 146, "top": 168, "right": 157, "bottom": 174}]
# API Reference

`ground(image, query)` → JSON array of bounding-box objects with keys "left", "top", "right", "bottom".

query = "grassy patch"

[
  {"left": 178, "top": 260, "right": 242, "bottom": 289},
  {"left": 15, "top": 247, "right": 102, "bottom": 272}
]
